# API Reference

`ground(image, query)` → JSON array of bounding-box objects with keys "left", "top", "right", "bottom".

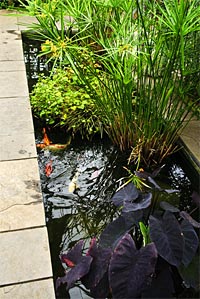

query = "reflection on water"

[
  {"left": 22, "top": 36, "right": 50, "bottom": 91},
  {"left": 35, "top": 127, "right": 196, "bottom": 289},
  {"left": 38, "top": 136, "right": 124, "bottom": 242}
]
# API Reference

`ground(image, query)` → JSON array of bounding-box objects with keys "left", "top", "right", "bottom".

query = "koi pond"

[{"left": 23, "top": 36, "right": 199, "bottom": 299}]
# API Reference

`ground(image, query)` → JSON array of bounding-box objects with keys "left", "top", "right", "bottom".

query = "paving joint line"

[
  {"left": 0, "top": 276, "right": 54, "bottom": 289},
  {"left": 0, "top": 225, "right": 47, "bottom": 234}
]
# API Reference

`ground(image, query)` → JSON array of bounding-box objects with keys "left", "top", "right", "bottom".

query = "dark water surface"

[{"left": 34, "top": 126, "right": 197, "bottom": 284}]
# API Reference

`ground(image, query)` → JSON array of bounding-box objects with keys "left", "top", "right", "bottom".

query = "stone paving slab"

[
  {"left": 0, "top": 202, "right": 46, "bottom": 233},
  {"left": 0, "top": 42, "right": 24, "bottom": 61},
  {"left": 0, "top": 71, "right": 29, "bottom": 97},
  {"left": 0, "top": 60, "right": 25, "bottom": 71},
  {"left": 0, "top": 10, "right": 18, "bottom": 30},
  {"left": 0, "top": 279, "right": 55, "bottom": 299},
  {"left": 0, "top": 97, "right": 34, "bottom": 135},
  {"left": 0, "top": 133, "right": 36, "bottom": 160},
  {"left": 0, "top": 30, "right": 24, "bottom": 61},
  {"left": 0, "top": 29, "right": 21, "bottom": 41},
  {"left": 0, "top": 159, "right": 45, "bottom": 231},
  {"left": 0, "top": 227, "right": 53, "bottom": 286},
  {"left": 17, "top": 14, "right": 38, "bottom": 31}
]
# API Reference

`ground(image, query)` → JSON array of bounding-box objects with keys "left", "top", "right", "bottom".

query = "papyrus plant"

[
  {"left": 22, "top": 0, "right": 200, "bottom": 167},
  {"left": 61, "top": 0, "right": 199, "bottom": 166}
]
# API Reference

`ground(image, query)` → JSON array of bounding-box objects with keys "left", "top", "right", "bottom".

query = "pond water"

[
  {"left": 23, "top": 36, "right": 199, "bottom": 299},
  {"left": 34, "top": 125, "right": 198, "bottom": 297}
]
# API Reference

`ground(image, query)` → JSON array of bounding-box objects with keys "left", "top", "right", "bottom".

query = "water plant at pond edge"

[
  {"left": 56, "top": 182, "right": 200, "bottom": 299},
  {"left": 22, "top": 0, "right": 200, "bottom": 167},
  {"left": 30, "top": 67, "right": 103, "bottom": 138}
]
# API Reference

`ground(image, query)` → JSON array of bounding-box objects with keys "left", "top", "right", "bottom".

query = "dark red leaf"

[
  {"left": 82, "top": 238, "right": 112, "bottom": 289},
  {"left": 142, "top": 258, "right": 175, "bottom": 298},
  {"left": 62, "top": 258, "right": 75, "bottom": 268},
  {"left": 57, "top": 255, "right": 93, "bottom": 290},
  {"left": 61, "top": 240, "right": 84, "bottom": 266}
]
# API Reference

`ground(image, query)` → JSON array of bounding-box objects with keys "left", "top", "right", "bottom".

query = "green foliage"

[
  {"left": 139, "top": 222, "right": 151, "bottom": 246},
  {"left": 30, "top": 67, "right": 102, "bottom": 138},
  {"left": 0, "top": 0, "right": 18, "bottom": 9},
  {"left": 24, "top": 0, "right": 199, "bottom": 167},
  {"left": 59, "top": 0, "right": 199, "bottom": 166}
]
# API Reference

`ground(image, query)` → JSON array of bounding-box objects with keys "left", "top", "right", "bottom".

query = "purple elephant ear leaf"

[
  {"left": 180, "top": 211, "right": 200, "bottom": 228},
  {"left": 178, "top": 254, "right": 200, "bottom": 291},
  {"left": 56, "top": 279, "right": 70, "bottom": 299},
  {"left": 82, "top": 238, "right": 112, "bottom": 289},
  {"left": 123, "top": 192, "right": 152, "bottom": 212},
  {"left": 109, "top": 233, "right": 157, "bottom": 298},
  {"left": 147, "top": 177, "right": 162, "bottom": 190},
  {"left": 56, "top": 255, "right": 93, "bottom": 290},
  {"left": 149, "top": 211, "right": 184, "bottom": 267},
  {"left": 122, "top": 210, "right": 143, "bottom": 226},
  {"left": 61, "top": 240, "right": 84, "bottom": 266},
  {"left": 180, "top": 219, "right": 199, "bottom": 267},
  {"left": 86, "top": 237, "right": 97, "bottom": 257},
  {"left": 160, "top": 201, "right": 180, "bottom": 213},
  {"left": 151, "top": 164, "right": 165, "bottom": 178},
  {"left": 134, "top": 165, "right": 165, "bottom": 179},
  {"left": 134, "top": 170, "right": 150, "bottom": 179},
  {"left": 99, "top": 216, "right": 133, "bottom": 249},
  {"left": 142, "top": 263, "right": 174, "bottom": 298},
  {"left": 191, "top": 191, "right": 200, "bottom": 208},
  {"left": 112, "top": 182, "right": 139, "bottom": 207},
  {"left": 89, "top": 272, "right": 111, "bottom": 298}
]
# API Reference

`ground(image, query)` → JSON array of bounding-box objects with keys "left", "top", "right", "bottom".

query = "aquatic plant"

[
  {"left": 30, "top": 67, "right": 103, "bottom": 138},
  {"left": 56, "top": 182, "right": 200, "bottom": 298},
  {"left": 22, "top": 0, "right": 200, "bottom": 167},
  {"left": 63, "top": 0, "right": 199, "bottom": 166}
]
